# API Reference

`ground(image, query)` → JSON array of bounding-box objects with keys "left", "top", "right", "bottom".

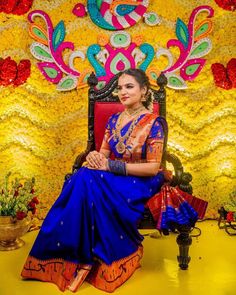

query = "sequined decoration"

[
  {"left": 28, "top": 10, "right": 91, "bottom": 91},
  {"left": 147, "top": 5, "right": 214, "bottom": 90},
  {"left": 73, "top": 0, "right": 160, "bottom": 30}
]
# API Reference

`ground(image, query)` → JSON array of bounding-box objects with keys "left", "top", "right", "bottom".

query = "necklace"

[
  {"left": 124, "top": 105, "right": 146, "bottom": 117},
  {"left": 113, "top": 110, "right": 144, "bottom": 154}
]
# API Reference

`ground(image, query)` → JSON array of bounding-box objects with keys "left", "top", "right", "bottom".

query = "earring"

[{"left": 141, "top": 94, "right": 146, "bottom": 102}]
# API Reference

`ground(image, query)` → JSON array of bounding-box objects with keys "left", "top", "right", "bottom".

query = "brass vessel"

[{"left": 0, "top": 216, "right": 31, "bottom": 251}]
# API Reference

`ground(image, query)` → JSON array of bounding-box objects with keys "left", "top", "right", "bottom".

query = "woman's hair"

[{"left": 117, "top": 68, "right": 153, "bottom": 110}]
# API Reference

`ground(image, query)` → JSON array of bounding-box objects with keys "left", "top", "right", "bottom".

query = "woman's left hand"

[{"left": 86, "top": 151, "right": 108, "bottom": 171}]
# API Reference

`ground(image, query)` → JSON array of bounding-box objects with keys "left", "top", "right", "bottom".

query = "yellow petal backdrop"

[{"left": 0, "top": 0, "right": 235, "bottom": 220}]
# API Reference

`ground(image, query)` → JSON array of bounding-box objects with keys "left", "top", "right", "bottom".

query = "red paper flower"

[
  {"left": 0, "top": 0, "right": 16, "bottom": 13},
  {"left": 211, "top": 63, "right": 232, "bottom": 89},
  {"left": 0, "top": 56, "right": 18, "bottom": 86},
  {"left": 214, "top": 0, "right": 236, "bottom": 11},
  {"left": 211, "top": 58, "right": 236, "bottom": 90},
  {"left": 227, "top": 58, "right": 236, "bottom": 88},
  {"left": 0, "top": 57, "right": 31, "bottom": 87},
  {"left": 0, "top": 0, "right": 33, "bottom": 15},
  {"left": 14, "top": 59, "right": 31, "bottom": 86}
]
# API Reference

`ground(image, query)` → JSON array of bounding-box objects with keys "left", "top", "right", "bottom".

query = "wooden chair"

[{"left": 68, "top": 72, "right": 195, "bottom": 270}]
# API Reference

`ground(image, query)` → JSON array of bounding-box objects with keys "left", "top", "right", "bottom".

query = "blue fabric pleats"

[
  {"left": 30, "top": 167, "right": 165, "bottom": 265},
  {"left": 160, "top": 202, "right": 199, "bottom": 231}
]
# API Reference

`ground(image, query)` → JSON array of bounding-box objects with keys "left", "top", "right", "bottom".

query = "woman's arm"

[
  {"left": 125, "top": 120, "right": 164, "bottom": 177},
  {"left": 90, "top": 157, "right": 160, "bottom": 176},
  {"left": 126, "top": 161, "right": 161, "bottom": 177}
]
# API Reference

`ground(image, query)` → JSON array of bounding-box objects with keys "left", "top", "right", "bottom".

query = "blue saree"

[{"left": 21, "top": 113, "right": 165, "bottom": 292}]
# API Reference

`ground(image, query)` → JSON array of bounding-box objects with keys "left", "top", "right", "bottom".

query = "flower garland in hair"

[{"left": 147, "top": 89, "right": 154, "bottom": 112}]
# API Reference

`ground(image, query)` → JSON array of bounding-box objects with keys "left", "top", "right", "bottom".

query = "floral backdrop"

[{"left": 0, "top": 0, "right": 235, "bottom": 220}]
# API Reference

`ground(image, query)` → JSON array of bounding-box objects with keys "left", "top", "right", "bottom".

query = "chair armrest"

[
  {"left": 165, "top": 151, "right": 193, "bottom": 194},
  {"left": 64, "top": 142, "right": 93, "bottom": 180}
]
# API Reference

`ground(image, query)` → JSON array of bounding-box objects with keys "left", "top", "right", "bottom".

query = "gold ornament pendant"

[{"left": 116, "top": 141, "right": 126, "bottom": 154}]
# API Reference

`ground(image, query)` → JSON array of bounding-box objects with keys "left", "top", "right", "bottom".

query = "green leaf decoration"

[
  {"left": 110, "top": 52, "right": 131, "bottom": 75},
  {"left": 190, "top": 38, "right": 212, "bottom": 58},
  {"left": 57, "top": 76, "right": 77, "bottom": 91},
  {"left": 195, "top": 23, "right": 209, "bottom": 38},
  {"left": 150, "top": 71, "right": 158, "bottom": 80},
  {"left": 176, "top": 18, "right": 189, "bottom": 48},
  {"left": 29, "top": 24, "right": 48, "bottom": 45},
  {"left": 30, "top": 42, "right": 53, "bottom": 62},
  {"left": 166, "top": 73, "right": 187, "bottom": 89},
  {"left": 97, "top": 0, "right": 103, "bottom": 9},
  {"left": 96, "top": 81, "right": 106, "bottom": 90},
  {"left": 37, "top": 62, "right": 62, "bottom": 83},
  {"left": 83, "top": 73, "right": 90, "bottom": 83},
  {"left": 44, "top": 67, "right": 58, "bottom": 78},
  {"left": 180, "top": 58, "right": 205, "bottom": 80},
  {"left": 186, "top": 64, "right": 200, "bottom": 75},
  {"left": 52, "top": 21, "right": 65, "bottom": 50},
  {"left": 32, "top": 27, "right": 47, "bottom": 42}
]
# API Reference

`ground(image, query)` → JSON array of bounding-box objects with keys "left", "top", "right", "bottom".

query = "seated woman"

[{"left": 21, "top": 69, "right": 198, "bottom": 292}]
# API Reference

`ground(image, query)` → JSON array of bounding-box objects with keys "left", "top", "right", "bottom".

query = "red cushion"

[{"left": 94, "top": 102, "right": 160, "bottom": 151}]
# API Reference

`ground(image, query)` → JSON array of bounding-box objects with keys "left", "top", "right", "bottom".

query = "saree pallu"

[
  {"left": 21, "top": 167, "right": 165, "bottom": 292},
  {"left": 146, "top": 185, "right": 208, "bottom": 232}
]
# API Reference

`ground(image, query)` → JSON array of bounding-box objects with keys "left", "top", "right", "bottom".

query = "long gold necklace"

[{"left": 113, "top": 106, "right": 146, "bottom": 154}]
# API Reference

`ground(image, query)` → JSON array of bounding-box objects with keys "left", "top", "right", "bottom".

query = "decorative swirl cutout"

[
  {"left": 28, "top": 10, "right": 85, "bottom": 91},
  {"left": 153, "top": 5, "right": 214, "bottom": 89},
  {"left": 28, "top": 6, "right": 214, "bottom": 91},
  {"left": 74, "top": 0, "right": 150, "bottom": 30}
]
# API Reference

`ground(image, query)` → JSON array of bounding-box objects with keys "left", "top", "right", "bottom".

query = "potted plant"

[{"left": 0, "top": 172, "right": 39, "bottom": 250}]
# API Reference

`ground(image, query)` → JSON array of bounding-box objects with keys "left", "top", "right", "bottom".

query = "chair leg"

[{"left": 176, "top": 225, "right": 192, "bottom": 270}]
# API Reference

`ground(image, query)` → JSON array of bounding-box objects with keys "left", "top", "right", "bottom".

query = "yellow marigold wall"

[{"left": 0, "top": 0, "right": 235, "bottom": 219}]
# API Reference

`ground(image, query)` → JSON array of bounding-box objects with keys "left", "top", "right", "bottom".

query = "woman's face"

[{"left": 117, "top": 74, "right": 146, "bottom": 109}]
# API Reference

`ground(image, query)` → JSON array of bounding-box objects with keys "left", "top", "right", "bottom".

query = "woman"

[{"left": 21, "top": 69, "right": 196, "bottom": 292}]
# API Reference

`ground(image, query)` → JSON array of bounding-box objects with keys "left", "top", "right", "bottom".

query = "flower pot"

[{"left": 0, "top": 216, "right": 31, "bottom": 251}]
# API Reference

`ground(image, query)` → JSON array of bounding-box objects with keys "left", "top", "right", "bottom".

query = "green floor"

[{"left": 0, "top": 220, "right": 235, "bottom": 295}]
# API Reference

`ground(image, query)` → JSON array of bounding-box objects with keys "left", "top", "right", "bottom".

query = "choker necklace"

[{"left": 124, "top": 105, "right": 146, "bottom": 117}]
